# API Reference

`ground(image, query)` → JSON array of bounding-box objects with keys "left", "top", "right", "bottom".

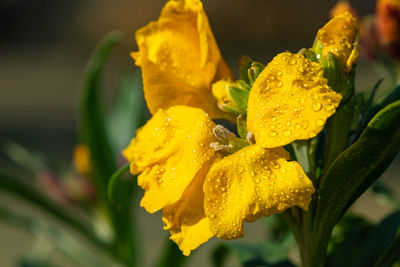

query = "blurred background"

[{"left": 1, "top": 0, "right": 398, "bottom": 266}]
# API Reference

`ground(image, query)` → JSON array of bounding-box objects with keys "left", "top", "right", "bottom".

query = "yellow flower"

[
  {"left": 314, "top": 12, "right": 360, "bottom": 72},
  {"left": 124, "top": 50, "right": 341, "bottom": 255},
  {"left": 74, "top": 144, "right": 91, "bottom": 175},
  {"left": 132, "top": 0, "right": 233, "bottom": 119}
]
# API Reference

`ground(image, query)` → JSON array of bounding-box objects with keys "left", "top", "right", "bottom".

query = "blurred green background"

[{"left": 1, "top": 0, "right": 398, "bottom": 266}]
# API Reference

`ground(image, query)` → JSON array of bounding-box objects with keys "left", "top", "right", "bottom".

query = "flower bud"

[
  {"left": 377, "top": 0, "right": 400, "bottom": 59},
  {"left": 313, "top": 12, "right": 360, "bottom": 73},
  {"left": 212, "top": 79, "right": 250, "bottom": 114},
  {"left": 248, "top": 62, "right": 266, "bottom": 85}
]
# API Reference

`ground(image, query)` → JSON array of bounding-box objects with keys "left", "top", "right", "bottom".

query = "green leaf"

[
  {"left": 313, "top": 100, "right": 400, "bottom": 263},
  {"left": 155, "top": 239, "right": 187, "bottom": 267},
  {"left": 211, "top": 244, "right": 230, "bottom": 267},
  {"left": 78, "top": 31, "right": 139, "bottom": 267},
  {"left": 78, "top": 31, "right": 121, "bottom": 190},
  {"left": 358, "top": 211, "right": 400, "bottom": 267},
  {"left": 107, "top": 72, "right": 146, "bottom": 153}
]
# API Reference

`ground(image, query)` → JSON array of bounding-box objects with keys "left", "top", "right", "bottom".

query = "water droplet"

[
  {"left": 254, "top": 178, "right": 260, "bottom": 184},
  {"left": 277, "top": 81, "right": 283, "bottom": 87},
  {"left": 269, "top": 131, "right": 278, "bottom": 137},
  {"left": 302, "top": 121, "right": 309, "bottom": 129},
  {"left": 316, "top": 119, "right": 324, "bottom": 126},
  {"left": 312, "top": 102, "right": 322, "bottom": 111},
  {"left": 283, "top": 130, "right": 292, "bottom": 136},
  {"left": 294, "top": 123, "right": 301, "bottom": 129},
  {"left": 271, "top": 116, "right": 277, "bottom": 121},
  {"left": 325, "top": 104, "right": 335, "bottom": 111}
]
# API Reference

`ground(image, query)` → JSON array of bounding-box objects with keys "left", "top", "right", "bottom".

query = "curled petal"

[
  {"left": 247, "top": 52, "right": 342, "bottom": 148},
  {"left": 162, "top": 159, "right": 215, "bottom": 256},
  {"left": 123, "top": 106, "right": 216, "bottom": 213},
  {"left": 133, "top": 0, "right": 233, "bottom": 118},
  {"left": 204, "top": 145, "right": 314, "bottom": 239}
]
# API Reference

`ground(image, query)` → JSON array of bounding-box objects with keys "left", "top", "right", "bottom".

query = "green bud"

[
  {"left": 239, "top": 55, "right": 253, "bottom": 84},
  {"left": 320, "top": 52, "right": 341, "bottom": 91},
  {"left": 248, "top": 62, "right": 265, "bottom": 85},
  {"left": 212, "top": 79, "right": 250, "bottom": 115}
]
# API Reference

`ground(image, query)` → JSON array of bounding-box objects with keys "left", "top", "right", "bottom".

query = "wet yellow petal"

[
  {"left": 247, "top": 52, "right": 342, "bottom": 148},
  {"left": 162, "top": 159, "right": 215, "bottom": 256},
  {"left": 316, "top": 12, "right": 359, "bottom": 71},
  {"left": 204, "top": 145, "right": 314, "bottom": 239},
  {"left": 123, "top": 105, "right": 216, "bottom": 213},
  {"left": 133, "top": 0, "right": 233, "bottom": 118}
]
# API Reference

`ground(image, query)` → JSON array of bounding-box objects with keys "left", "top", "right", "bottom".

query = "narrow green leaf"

[
  {"left": 156, "top": 239, "right": 187, "bottom": 267},
  {"left": 107, "top": 72, "right": 146, "bottom": 153},
  {"left": 313, "top": 100, "right": 400, "bottom": 263},
  {"left": 78, "top": 32, "right": 139, "bottom": 267},
  {"left": 107, "top": 163, "right": 130, "bottom": 203},
  {"left": 358, "top": 211, "right": 400, "bottom": 267},
  {"left": 78, "top": 31, "right": 121, "bottom": 189}
]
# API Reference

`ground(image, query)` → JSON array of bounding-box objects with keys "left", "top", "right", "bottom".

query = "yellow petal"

[
  {"left": 133, "top": 0, "right": 233, "bottom": 119},
  {"left": 247, "top": 52, "right": 342, "bottom": 148},
  {"left": 123, "top": 105, "right": 216, "bottom": 213},
  {"left": 162, "top": 160, "right": 215, "bottom": 256},
  {"left": 203, "top": 145, "right": 314, "bottom": 239},
  {"left": 316, "top": 12, "right": 359, "bottom": 71}
]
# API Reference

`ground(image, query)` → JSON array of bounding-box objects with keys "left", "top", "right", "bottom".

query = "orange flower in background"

[{"left": 377, "top": 0, "right": 400, "bottom": 58}]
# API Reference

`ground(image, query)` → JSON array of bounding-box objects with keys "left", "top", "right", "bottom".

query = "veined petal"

[
  {"left": 247, "top": 52, "right": 342, "bottom": 148},
  {"left": 133, "top": 0, "right": 233, "bottom": 118},
  {"left": 123, "top": 106, "right": 216, "bottom": 213},
  {"left": 162, "top": 159, "right": 215, "bottom": 256},
  {"left": 203, "top": 145, "right": 314, "bottom": 239}
]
